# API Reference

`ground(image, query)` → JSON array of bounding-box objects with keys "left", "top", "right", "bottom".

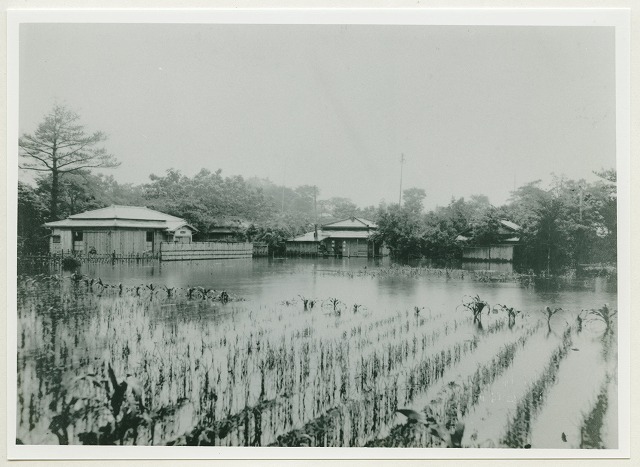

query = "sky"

[{"left": 18, "top": 23, "right": 616, "bottom": 210}]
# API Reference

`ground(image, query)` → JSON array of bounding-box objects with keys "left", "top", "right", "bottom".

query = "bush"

[{"left": 62, "top": 256, "right": 81, "bottom": 270}]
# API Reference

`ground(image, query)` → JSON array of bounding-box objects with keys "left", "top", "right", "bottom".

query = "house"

[
  {"left": 455, "top": 219, "right": 521, "bottom": 262},
  {"left": 286, "top": 217, "right": 385, "bottom": 258},
  {"left": 200, "top": 218, "right": 249, "bottom": 242},
  {"left": 43, "top": 205, "right": 197, "bottom": 256}
]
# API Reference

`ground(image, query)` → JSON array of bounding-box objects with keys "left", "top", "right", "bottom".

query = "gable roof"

[{"left": 322, "top": 217, "right": 377, "bottom": 229}]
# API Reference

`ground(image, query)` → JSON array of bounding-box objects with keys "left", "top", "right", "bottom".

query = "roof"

[
  {"left": 44, "top": 205, "right": 198, "bottom": 232},
  {"left": 499, "top": 219, "right": 521, "bottom": 231},
  {"left": 455, "top": 219, "right": 521, "bottom": 242},
  {"left": 322, "top": 217, "right": 377, "bottom": 230},
  {"left": 288, "top": 228, "right": 374, "bottom": 242},
  {"left": 68, "top": 205, "right": 185, "bottom": 222},
  {"left": 289, "top": 231, "right": 330, "bottom": 242}
]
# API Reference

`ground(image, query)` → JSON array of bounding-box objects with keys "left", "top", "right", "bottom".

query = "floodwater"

[
  {"left": 78, "top": 257, "right": 615, "bottom": 315},
  {"left": 16, "top": 258, "right": 618, "bottom": 448}
]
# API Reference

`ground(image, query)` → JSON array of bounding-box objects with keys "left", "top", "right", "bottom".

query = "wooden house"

[
  {"left": 286, "top": 217, "right": 384, "bottom": 258},
  {"left": 199, "top": 218, "right": 249, "bottom": 242},
  {"left": 44, "top": 205, "right": 197, "bottom": 256},
  {"left": 456, "top": 219, "right": 521, "bottom": 262}
]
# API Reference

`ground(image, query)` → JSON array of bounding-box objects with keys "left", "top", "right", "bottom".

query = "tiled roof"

[
  {"left": 44, "top": 205, "right": 197, "bottom": 231},
  {"left": 68, "top": 205, "right": 185, "bottom": 221}
]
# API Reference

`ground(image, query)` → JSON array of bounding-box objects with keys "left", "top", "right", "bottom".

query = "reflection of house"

[
  {"left": 456, "top": 219, "right": 521, "bottom": 262},
  {"left": 200, "top": 218, "right": 249, "bottom": 241},
  {"left": 286, "top": 217, "right": 385, "bottom": 257},
  {"left": 44, "top": 205, "right": 197, "bottom": 256}
]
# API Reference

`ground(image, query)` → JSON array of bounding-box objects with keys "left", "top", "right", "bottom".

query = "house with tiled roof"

[
  {"left": 43, "top": 205, "right": 197, "bottom": 256},
  {"left": 286, "top": 217, "right": 385, "bottom": 257}
]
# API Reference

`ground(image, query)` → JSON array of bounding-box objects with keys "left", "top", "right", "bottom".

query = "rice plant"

[{"left": 461, "top": 295, "right": 490, "bottom": 323}]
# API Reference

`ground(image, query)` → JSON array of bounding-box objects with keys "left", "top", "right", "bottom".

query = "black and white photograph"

[{"left": 6, "top": 8, "right": 631, "bottom": 460}]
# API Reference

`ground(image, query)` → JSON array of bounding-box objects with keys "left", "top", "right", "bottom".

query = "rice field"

[{"left": 15, "top": 261, "right": 618, "bottom": 448}]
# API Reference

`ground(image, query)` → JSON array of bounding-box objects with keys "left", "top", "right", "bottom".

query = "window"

[
  {"left": 52, "top": 235, "right": 61, "bottom": 244},
  {"left": 72, "top": 231, "right": 83, "bottom": 241},
  {"left": 146, "top": 231, "right": 154, "bottom": 242}
]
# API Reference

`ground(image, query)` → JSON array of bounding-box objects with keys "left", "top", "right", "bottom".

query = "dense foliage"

[
  {"left": 17, "top": 108, "right": 616, "bottom": 270},
  {"left": 372, "top": 174, "right": 616, "bottom": 272}
]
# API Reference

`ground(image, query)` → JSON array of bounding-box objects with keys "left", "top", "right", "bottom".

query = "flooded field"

[{"left": 15, "top": 258, "right": 618, "bottom": 448}]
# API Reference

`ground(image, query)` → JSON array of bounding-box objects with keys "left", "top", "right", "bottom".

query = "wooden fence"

[{"left": 160, "top": 241, "right": 253, "bottom": 261}]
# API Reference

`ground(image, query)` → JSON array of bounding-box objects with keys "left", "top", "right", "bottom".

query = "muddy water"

[{"left": 16, "top": 258, "right": 618, "bottom": 447}]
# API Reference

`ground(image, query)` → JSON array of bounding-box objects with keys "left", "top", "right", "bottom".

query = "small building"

[
  {"left": 43, "top": 205, "right": 197, "bottom": 256},
  {"left": 286, "top": 217, "right": 384, "bottom": 258},
  {"left": 456, "top": 219, "right": 521, "bottom": 262},
  {"left": 199, "top": 218, "right": 249, "bottom": 242}
]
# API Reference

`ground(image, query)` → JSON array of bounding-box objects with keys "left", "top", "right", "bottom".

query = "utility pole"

[
  {"left": 399, "top": 153, "right": 405, "bottom": 206},
  {"left": 579, "top": 185, "right": 584, "bottom": 222},
  {"left": 313, "top": 186, "right": 318, "bottom": 223},
  {"left": 281, "top": 157, "right": 286, "bottom": 213}
]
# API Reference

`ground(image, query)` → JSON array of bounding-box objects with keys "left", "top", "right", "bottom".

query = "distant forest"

[{"left": 18, "top": 166, "right": 617, "bottom": 273}]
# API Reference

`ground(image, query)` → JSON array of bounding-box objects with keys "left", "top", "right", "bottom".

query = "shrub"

[{"left": 62, "top": 256, "right": 81, "bottom": 270}]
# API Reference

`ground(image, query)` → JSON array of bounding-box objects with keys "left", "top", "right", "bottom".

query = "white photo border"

[{"left": 6, "top": 7, "right": 631, "bottom": 461}]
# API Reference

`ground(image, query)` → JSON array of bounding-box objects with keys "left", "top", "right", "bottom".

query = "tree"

[
  {"left": 19, "top": 104, "right": 119, "bottom": 220},
  {"left": 402, "top": 188, "right": 426, "bottom": 215},
  {"left": 33, "top": 170, "right": 144, "bottom": 220},
  {"left": 17, "top": 182, "right": 48, "bottom": 254},
  {"left": 371, "top": 203, "right": 425, "bottom": 259},
  {"left": 142, "top": 168, "right": 277, "bottom": 235},
  {"left": 319, "top": 197, "right": 359, "bottom": 221}
]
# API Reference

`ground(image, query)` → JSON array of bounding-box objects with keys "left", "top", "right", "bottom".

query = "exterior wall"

[
  {"left": 253, "top": 242, "right": 269, "bottom": 257},
  {"left": 173, "top": 227, "right": 193, "bottom": 243},
  {"left": 50, "top": 228, "right": 169, "bottom": 256},
  {"left": 49, "top": 228, "right": 72, "bottom": 254},
  {"left": 286, "top": 241, "right": 319, "bottom": 256},
  {"left": 287, "top": 233, "right": 381, "bottom": 258},
  {"left": 462, "top": 245, "right": 515, "bottom": 262},
  {"left": 338, "top": 238, "right": 369, "bottom": 257},
  {"left": 322, "top": 238, "right": 369, "bottom": 257}
]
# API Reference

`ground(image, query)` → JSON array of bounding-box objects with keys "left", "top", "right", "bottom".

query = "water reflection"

[
  {"left": 16, "top": 258, "right": 618, "bottom": 447},
  {"left": 460, "top": 261, "right": 514, "bottom": 274}
]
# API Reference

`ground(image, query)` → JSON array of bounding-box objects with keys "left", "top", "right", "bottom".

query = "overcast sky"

[{"left": 18, "top": 24, "right": 616, "bottom": 210}]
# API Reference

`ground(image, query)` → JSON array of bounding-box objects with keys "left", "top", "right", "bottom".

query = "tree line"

[
  {"left": 372, "top": 172, "right": 616, "bottom": 273},
  {"left": 18, "top": 105, "right": 616, "bottom": 272}
]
